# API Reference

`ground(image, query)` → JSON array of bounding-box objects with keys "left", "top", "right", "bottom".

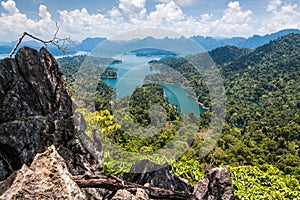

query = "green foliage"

[
  {"left": 101, "top": 67, "right": 118, "bottom": 78},
  {"left": 61, "top": 34, "right": 300, "bottom": 199},
  {"left": 129, "top": 83, "right": 180, "bottom": 126},
  {"left": 58, "top": 55, "right": 119, "bottom": 83},
  {"left": 230, "top": 165, "right": 300, "bottom": 200},
  {"left": 170, "top": 156, "right": 204, "bottom": 185},
  {"left": 208, "top": 45, "right": 251, "bottom": 65},
  {"left": 95, "top": 81, "right": 115, "bottom": 111},
  {"left": 76, "top": 108, "right": 120, "bottom": 137}
]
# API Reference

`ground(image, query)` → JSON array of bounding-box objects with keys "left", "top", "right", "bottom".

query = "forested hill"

[
  {"left": 207, "top": 33, "right": 300, "bottom": 178},
  {"left": 208, "top": 45, "right": 251, "bottom": 65},
  {"left": 217, "top": 33, "right": 300, "bottom": 72},
  {"left": 218, "top": 33, "right": 300, "bottom": 104},
  {"left": 150, "top": 33, "right": 300, "bottom": 198}
]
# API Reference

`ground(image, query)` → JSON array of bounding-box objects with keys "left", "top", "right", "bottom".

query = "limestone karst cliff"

[{"left": 0, "top": 47, "right": 102, "bottom": 181}]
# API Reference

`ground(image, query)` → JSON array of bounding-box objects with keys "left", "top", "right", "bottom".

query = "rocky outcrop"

[
  {"left": 0, "top": 47, "right": 102, "bottom": 181},
  {"left": 0, "top": 146, "right": 151, "bottom": 200},
  {"left": 0, "top": 145, "right": 234, "bottom": 200},
  {"left": 125, "top": 159, "right": 192, "bottom": 193},
  {"left": 0, "top": 145, "right": 86, "bottom": 200},
  {"left": 193, "top": 168, "right": 234, "bottom": 200},
  {"left": 125, "top": 160, "right": 234, "bottom": 200}
]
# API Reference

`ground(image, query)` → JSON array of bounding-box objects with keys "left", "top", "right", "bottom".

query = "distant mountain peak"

[{"left": 192, "top": 29, "right": 300, "bottom": 51}]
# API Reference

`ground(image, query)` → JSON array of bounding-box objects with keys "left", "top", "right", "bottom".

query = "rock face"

[
  {"left": 0, "top": 146, "right": 147, "bottom": 200},
  {"left": 0, "top": 47, "right": 102, "bottom": 181},
  {"left": 0, "top": 145, "right": 86, "bottom": 200},
  {"left": 125, "top": 159, "right": 192, "bottom": 193},
  {"left": 193, "top": 168, "right": 234, "bottom": 200},
  {"left": 126, "top": 160, "right": 234, "bottom": 200},
  {"left": 0, "top": 145, "right": 234, "bottom": 200}
]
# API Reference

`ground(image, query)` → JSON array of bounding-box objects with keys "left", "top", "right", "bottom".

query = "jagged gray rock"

[
  {"left": 0, "top": 47, "right": 102, "bottom": 181},
  {"left": 193, "top": 168, "right": 234, "bottom": 200},
  {"left": 125, "top": 159, "right": 192, "bottom": 193},
  {"left": 74, "top": 112, "right": 104, "bottom": 172},
  {"left": 0, "top": 145, "right": 86, "bottom": 200}
]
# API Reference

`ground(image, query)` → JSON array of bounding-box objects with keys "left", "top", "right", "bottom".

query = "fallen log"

[{"left": 72, "top": 174, "right": 194, "bottom": 199}]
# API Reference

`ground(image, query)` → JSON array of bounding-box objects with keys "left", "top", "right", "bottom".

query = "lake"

[
  {"left": 101, "top": 54, "right": 203, "bottom": 116},
  {"left": 0, "top": 54, "right": 8, "bottom": 59}
]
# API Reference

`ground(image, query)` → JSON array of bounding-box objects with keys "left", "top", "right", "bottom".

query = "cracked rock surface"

[{"left": 0, "top": 47, "right": 102, "bottom": 181}]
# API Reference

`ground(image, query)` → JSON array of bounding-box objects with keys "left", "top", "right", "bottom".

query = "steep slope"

[{"left": 0, "top": 47, "right": 103, "bottom": 181}]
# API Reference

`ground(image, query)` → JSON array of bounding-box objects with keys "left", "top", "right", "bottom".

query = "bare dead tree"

[{"left": 9, "top": 22, "right": 73, "bottom": 58}]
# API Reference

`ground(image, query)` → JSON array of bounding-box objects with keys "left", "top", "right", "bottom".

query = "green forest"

[{"left": 58, "top": 33, "right": 300, "bottom": 199}]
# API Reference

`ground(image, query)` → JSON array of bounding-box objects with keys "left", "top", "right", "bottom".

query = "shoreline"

[
  {"left": 186, "top": 92, "right": 209, "bottom": 110},
  {"left": 160, "top": 81, "right": 209, "bottom": 111}
]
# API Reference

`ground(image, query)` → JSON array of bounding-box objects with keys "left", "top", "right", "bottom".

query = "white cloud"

[
  {"left": 57, "top": 1, "right": 186, "bottom": 40},
  {"left": 109, "top": 7, "right": 122, "bottom": 18},
  {"left": 0, "top": 0, "right": 300, "bottom": 42},
  {"left": 0, "top": 0, "right": 57, "bottom": 42},
  {"left": 267, "top": 0, "right": 281, "bottom": 11},
  {"left": 176, "top": 0, "right": 194, "bottom": 7},
  {"left": 58, "top": 8, "right": 112, "bottom": 37},
  {"left": 118, "top": 0, "right": 146, "bottom": 18},
  {"left": 260, "top": 0, "right": 300, "bottom": 34},
  {"left": 190, "top": 1, "right": 254, "bottom": 37},
  {"left": 38, "top": 5, "right": 51, "bottom": 20},
  {"left": 119, "top": 0, "right": 146, "bottom": 12},
  {"left": 221, "top": 1, "right": 252, "bottom": 24},
  {"left": 112, "top": 0, "right": 147, "bottom": 25},
  {"left": 148, "top": 1, "right": 184, "bottom": 23},
  {"left": 1, "top": 0, "right": 19, "bottom": 15},
  {"left": 154, "top": 0, "right": 194, "bottom": 7}
]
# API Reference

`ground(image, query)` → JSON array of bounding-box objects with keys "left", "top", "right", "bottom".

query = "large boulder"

[
  {"left": 0, "top": 146, "right": 150, "bottom": 200},
  {"left": 125, "top": 159, "right": 192, "bottom": 193},
  {"left": 0, "top": 145, "right": 86, "bottom": 200},
  {"left": 0, "top": 47, "right": 102, "bottom": 181}
]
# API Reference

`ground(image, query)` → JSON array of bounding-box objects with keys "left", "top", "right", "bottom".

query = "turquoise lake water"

[
  {"left": 101, "top": 54, "right": 203, "bottom": 116},
  {"left": 0, "top": 54, "right": 8, "bottom": 59}
]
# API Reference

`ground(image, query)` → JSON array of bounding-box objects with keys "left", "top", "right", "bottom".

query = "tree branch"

[
  {"left": 72, "top": 175, "right": 194, "bottom": 199},
  {"left": 9, "top": 22, "right": 72, "bottom": 58}
]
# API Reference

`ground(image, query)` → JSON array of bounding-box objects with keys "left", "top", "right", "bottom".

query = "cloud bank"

[{"left": 0, "top": 0, "right": 299, "bottom": 42}]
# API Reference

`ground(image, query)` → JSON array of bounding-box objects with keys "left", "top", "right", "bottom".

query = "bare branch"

[
  {"left": 72, "top": 175, "right": 194, "bottom": 199},
  {"left": 9, "top": 22, "right": 73, "bottom": 58}
]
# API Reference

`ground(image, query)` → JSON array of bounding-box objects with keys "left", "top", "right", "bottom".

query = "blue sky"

[{"left": 0, "top": 0, "right": 299, "bottom": 42}]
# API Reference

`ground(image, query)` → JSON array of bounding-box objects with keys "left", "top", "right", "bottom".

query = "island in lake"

[
  {"left": 130, "top": 48, "right": 177, "bottom": 57},
  {"left": 101, "top": 67, "right": 118, "bottom": 78}
]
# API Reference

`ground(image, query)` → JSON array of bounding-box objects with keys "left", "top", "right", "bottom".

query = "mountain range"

[
  {"left": 192, "top": 29, "right": 300, "bottom": 50},
  {"left": 0, "top": 29, "right": 299, "bottom": 56}
]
